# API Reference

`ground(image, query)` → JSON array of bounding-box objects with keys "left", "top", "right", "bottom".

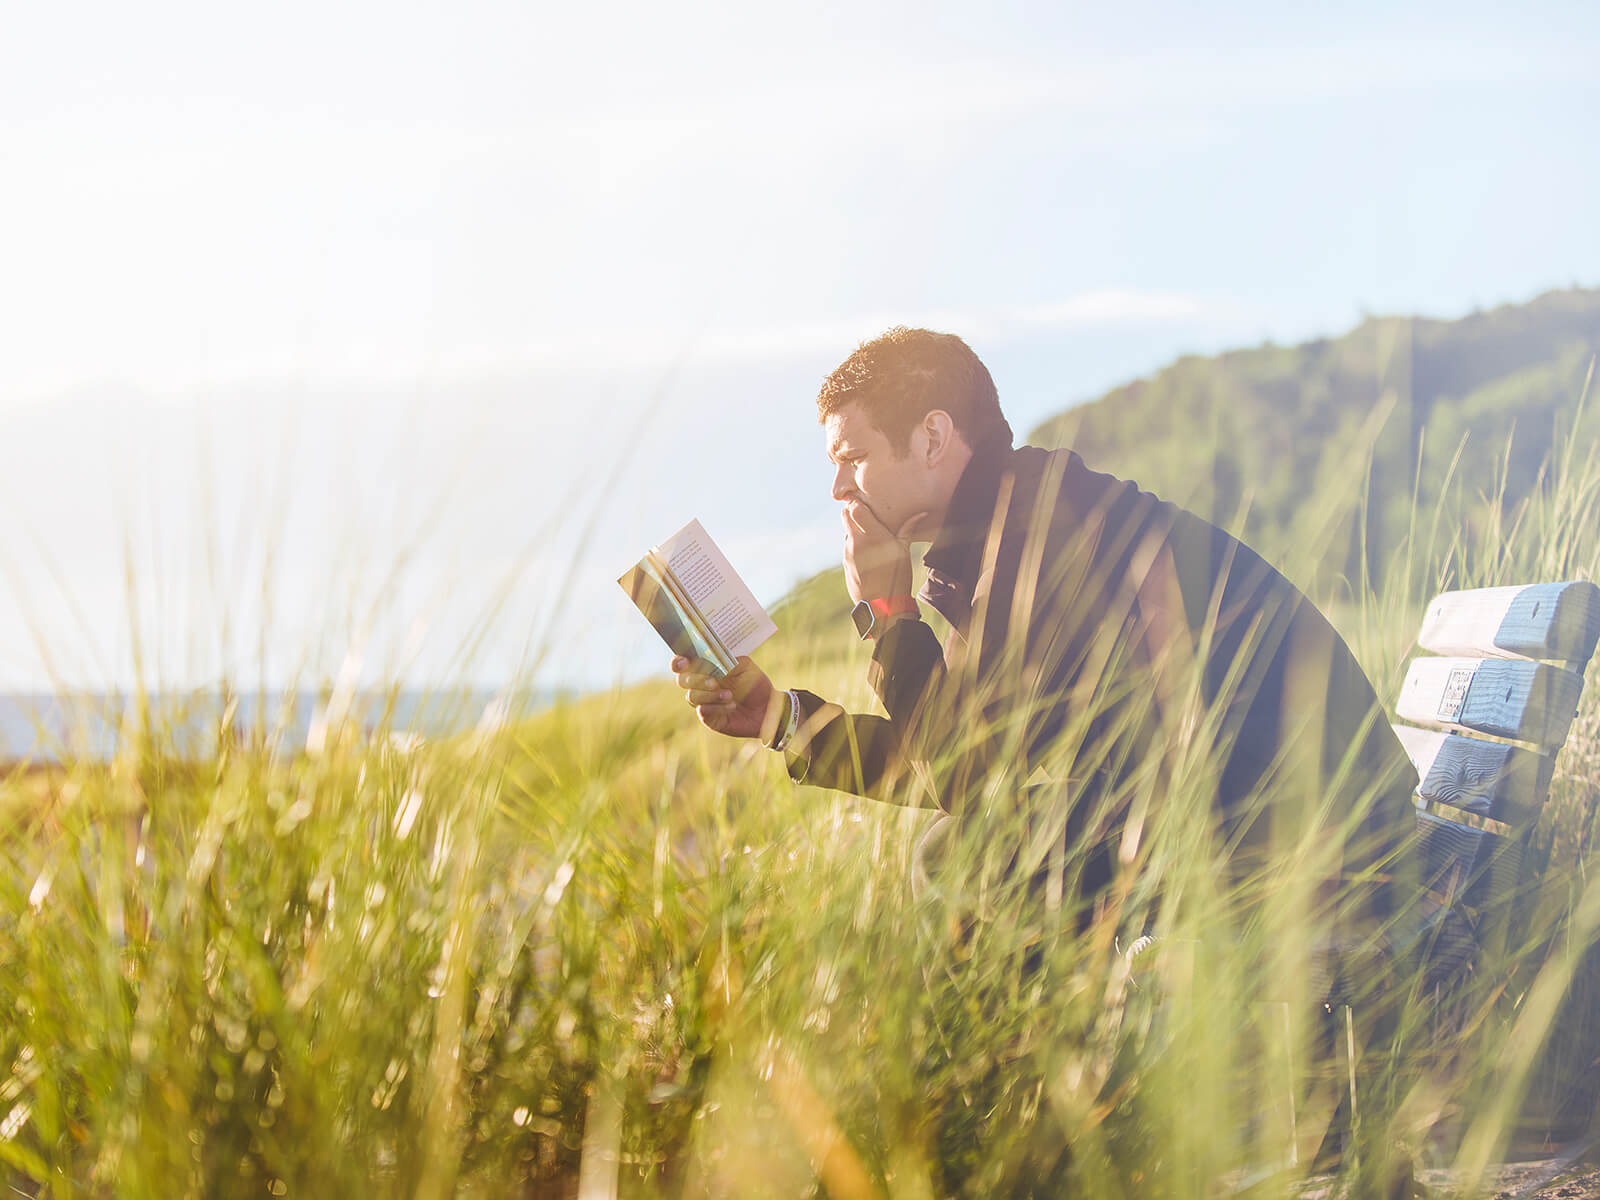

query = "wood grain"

[
  {"left": 1418, "top": 581, "right": 1600, "bottom": 665},
  {"left": 1396, "top": 657, "right": 1585, "bottom": 748}
]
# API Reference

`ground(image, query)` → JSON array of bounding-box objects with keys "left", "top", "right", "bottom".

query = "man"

[{"left": 672, "top": 327, "right": 1418, "bottom": 979}]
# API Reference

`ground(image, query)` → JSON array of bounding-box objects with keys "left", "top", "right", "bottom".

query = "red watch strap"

[{"left": 869, "top": 595, "right": 918, "bottom": 618}]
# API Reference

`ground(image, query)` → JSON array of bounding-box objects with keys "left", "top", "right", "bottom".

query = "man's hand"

[
  {"left": 671, "top": 655, "right": 783, "bottom": 741},
  {"left": 842, "top": 504, "right": 924, "bottom": 606}
]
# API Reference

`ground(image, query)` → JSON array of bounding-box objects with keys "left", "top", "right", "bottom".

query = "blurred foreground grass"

[{"left": 5, "top": 408, "right": 1600, "bottom": 1198}]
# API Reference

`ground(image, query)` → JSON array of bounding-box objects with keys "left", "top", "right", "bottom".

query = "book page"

[
  {"left": 656, "top": 519, "right": 778, "bottom": 659},
  {"left": 617, "top": 554, "right": 735, "bottom": 675},
  {"left": 647, "top": 549, "right": 735, "bottom": 668}
]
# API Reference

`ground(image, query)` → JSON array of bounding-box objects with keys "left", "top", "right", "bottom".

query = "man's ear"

[{"left": 922, "top": 410, "right": 956, "bottom": 466}]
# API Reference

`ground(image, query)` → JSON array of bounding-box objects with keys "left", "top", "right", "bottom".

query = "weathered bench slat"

[
  {"left": 1415, "top": 808, "right": 1522, "bottom": 918},
  {"left": 1418, "top": 581, "right": 1600, "bottom": 664},
  {"left": 1396, "top": 657, "right": 1586, "bottom": 748},
  {"left": 1390, "top": 725, "right": 1555, "bottom": 826},
  {"left": 1405, "top": 810, "right": 1523, "bottom": 982}
]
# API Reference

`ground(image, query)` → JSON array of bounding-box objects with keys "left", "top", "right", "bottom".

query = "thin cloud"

[
  {"left": 2, "top": 290, "right": 1247, "bottom": 399},
  {"left": 1015, "top": 291, "right": 1227, "bottom": 327},
  {"left": 528, "top": 38, "right": 1593, "bottom": 154},
  {"left": 356, "top": 291, "right": 1248, "bottom": 375},
  {"left": 10, "top": 37, "right": 1577, "bottom": 162},
  {"left": 640, "top": 292, "right": 1252, "bottom": 366}
]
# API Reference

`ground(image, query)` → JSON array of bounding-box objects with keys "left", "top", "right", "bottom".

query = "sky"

[{"left": 3, "top": 1, "right": 1598, "bottom": 695}]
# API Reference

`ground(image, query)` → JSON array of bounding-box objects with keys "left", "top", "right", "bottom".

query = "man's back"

[{"left": 788, "top": 436, "right": 1419, "bottom": 936}]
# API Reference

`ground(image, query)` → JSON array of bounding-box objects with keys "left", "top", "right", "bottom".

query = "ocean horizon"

[{"left": 0, "top": 686, "right": 566, "bottom": 765}]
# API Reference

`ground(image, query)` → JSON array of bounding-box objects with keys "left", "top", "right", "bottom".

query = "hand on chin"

[{"left": 841, "top": 501, "right": 925, "bottom": 604}]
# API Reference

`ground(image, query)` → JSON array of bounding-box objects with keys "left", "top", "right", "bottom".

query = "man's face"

[{"left": 824, "top": 402, "right": 930, "bottom": 540}]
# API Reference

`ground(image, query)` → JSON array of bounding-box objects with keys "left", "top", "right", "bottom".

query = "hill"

[{"left": 1029, "top": 287, "right": 1600, "bottom": 594}]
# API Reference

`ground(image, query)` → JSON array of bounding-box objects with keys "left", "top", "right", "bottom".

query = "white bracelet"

[{"left": 771, "top": 689, "right": 800, "bottom": 752}]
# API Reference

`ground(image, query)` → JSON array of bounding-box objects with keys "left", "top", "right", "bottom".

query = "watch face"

[{"left": 851, "top": 600, "right": 875, "bottom": 640}]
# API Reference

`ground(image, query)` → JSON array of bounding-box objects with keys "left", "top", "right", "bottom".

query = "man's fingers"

[
  {"left": 844, "top": 501, "right": 922, "bottom": 544},
  {"left": 695, "top": 701, "right": 738, "bottom": 733},
  {"left": 678, "top": 671, "right": 730, "bottom": 699},
  {"left": 842, "top": 503, "right": 880, "bottom": 536},
  {"left": 676, "top": 663, "right": 731, "bottom": 702}
]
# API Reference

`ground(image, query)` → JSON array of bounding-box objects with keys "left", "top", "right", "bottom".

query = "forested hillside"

[{"left": 1029, "top": 288, "right": 1600, "bottom": 593}]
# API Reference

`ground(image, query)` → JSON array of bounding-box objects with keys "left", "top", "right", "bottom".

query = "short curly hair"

[{"left": 816, "top": 327, "right": 1012, "bottom": 454}]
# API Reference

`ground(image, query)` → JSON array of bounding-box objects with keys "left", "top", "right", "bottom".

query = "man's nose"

[{"left": 830, "top": 463, "right": 851, "bottom": 501}]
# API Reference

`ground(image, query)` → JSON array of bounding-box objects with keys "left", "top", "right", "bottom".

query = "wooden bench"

[
  {"left": 1177, "top": 582, "right": 1600, "bottom": 1183},
  {"left": 1390, "top": 580, "right": 1600, "bottom": 980},
  {"left": 1241, "top": 582, "right": 1600, "bottom": 1180}
]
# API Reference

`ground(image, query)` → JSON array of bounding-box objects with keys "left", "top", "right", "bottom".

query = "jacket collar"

[{"left": 921, "top": 428, "right": 1016, "bottom": 590}]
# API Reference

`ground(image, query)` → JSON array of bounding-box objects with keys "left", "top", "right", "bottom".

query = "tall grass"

[{"left": 3, "top": 392, "right": 1600, "bottom": 1197}]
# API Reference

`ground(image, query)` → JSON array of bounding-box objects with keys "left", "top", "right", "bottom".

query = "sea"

[{"left": 0, "top": 687, "right": 559, "bottom": 765}]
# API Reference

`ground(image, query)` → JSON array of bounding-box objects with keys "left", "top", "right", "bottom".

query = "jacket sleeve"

[
  {"left": 778, "top": 617, "right": 947, "bottom": 806},
  {"left": 778, "top": 614, "right": 1034, "bottom": 813}
]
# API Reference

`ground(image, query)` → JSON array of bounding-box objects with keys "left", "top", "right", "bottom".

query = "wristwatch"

[{"left": 851, "top": 595, "right": 918, "bottom": 641}]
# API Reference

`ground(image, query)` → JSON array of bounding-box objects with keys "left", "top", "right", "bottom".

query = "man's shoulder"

[
  {"left": 1014, "top": 442, "right": 1239, "bottom": 545},
  {"left": 1012, "top": 442, "right": 1077, "bottom": 471},
  {"left": 1010, "top": 444, "right": 1284, "bottom": 586},
  {"left": 1009, "top": 442, "right": 1148, "bottom": 528},
  {"left": 1009, "top": 442, "right": 1102, "bottom": 497},
  {"left": 1012, "top": 442, "right": 1138, "bottom": 496}
]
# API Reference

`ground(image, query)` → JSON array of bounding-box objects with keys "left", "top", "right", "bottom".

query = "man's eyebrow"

[{"left": 828, "top": 440, "right": 859, "bottom": 463}]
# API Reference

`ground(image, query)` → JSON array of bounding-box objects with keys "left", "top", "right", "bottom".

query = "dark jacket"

[{"left": 783, "top": 433, "right": 1418, "bottom": 920}]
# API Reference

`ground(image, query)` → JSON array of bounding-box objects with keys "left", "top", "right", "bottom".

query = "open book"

[{"left": 618, "top": 519, "right": 778, "bottom": 676}]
